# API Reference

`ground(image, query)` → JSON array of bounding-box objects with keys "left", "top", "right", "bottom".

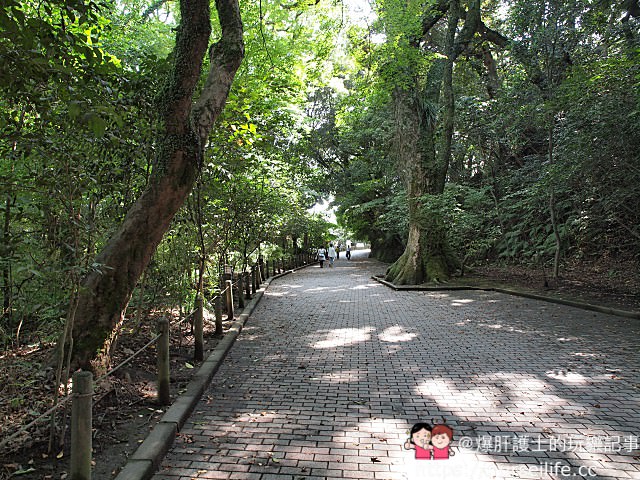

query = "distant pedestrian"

[
  {"left": 328, "top": 243, "right": 337, "bottom": 268},
  {"left": 336, "top": 244, "right": 340, "bottom": 259},
  {"left": 317, "top": 246, "right": 326, "bottom": 268},
  {"left": 346, "top": 244, "right": 351, "bottom": 260}
]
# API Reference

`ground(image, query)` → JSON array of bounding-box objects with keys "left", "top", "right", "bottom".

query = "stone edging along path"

[
  {"left": 113, "top": 263, "right": 317, "bottom": 480},
  {"left": 371, "top": 275, "right": 640, "bottom": 320}
]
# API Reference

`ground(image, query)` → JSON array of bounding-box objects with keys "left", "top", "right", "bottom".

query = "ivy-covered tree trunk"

[
  {"left": 384, "top": 81, "right": 459, "bottom": 285},
  {"left": 65, "top": 0, "right": 244, "bottom": 372},
  {"left": 385, "top": 0, "right": 481, "bottom": 285}
]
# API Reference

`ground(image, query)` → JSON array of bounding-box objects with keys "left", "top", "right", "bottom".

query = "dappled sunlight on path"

[{"left": 153, "top": 249, "right": 640, "bottom": 480}]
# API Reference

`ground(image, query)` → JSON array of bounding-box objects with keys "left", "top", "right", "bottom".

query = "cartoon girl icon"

[
  {"left": 404, "top": 422, "right": 433, "bottom": 459},
  {"left": 430, "top": 424, "right": 454, "bottom": 459}
]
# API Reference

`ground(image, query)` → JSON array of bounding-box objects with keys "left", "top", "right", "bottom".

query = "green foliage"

[
  {"left": 330, "top": 0, "right": 640, "bottom": 275},
  {"left": 416, "top": 185, "right": 500, "bottom": 265},
  {"left": 128, "top": 0, "right": 339, "bottom": 312},
  {"left": 2, "top": 0, "right": 639, "bottom": 345}
]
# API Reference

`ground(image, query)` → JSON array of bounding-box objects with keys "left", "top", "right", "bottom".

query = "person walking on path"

[
  {"left": 327, "top": 243, "right": 337, "bottom": 267},
  {"left": 317, "top": 246, "right": 326, "bottom": 268},
  {"left": 345, "top": 244, "right": 351, "bottom": 260}
]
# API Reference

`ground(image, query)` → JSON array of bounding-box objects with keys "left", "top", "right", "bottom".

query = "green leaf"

[
  {"left": 12, "top": 467, "right": 36, "bottom": 475},
  {"left": 88, "top": 114, "right": 107, "bottom": 137}
]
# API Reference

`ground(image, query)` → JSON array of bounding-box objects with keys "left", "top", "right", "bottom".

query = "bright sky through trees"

[{"left": 344, "top": 0, "right": 374, "bottom": 25}]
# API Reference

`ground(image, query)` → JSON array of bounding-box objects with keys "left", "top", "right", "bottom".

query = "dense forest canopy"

[{"left": 1, "top": 0, "right": 639, "bottom": 362}]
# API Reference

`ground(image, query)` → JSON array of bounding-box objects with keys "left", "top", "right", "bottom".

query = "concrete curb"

[
  {"left": 372, "top": 275, "right": 640, "bottom": 320},
  {"left": 114, "top": 262, "right": 317, "bottom": 480}
]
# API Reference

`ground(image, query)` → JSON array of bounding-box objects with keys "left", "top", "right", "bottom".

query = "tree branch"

[
  {"left": 421, "top": 0, "right": 450, "bottom": 35},
  {"left": 477, "top": 21, "right": 509, "bottom": 48},
  {"left": 453, "top": 0, "right": 480, "bottom": 59},
  {"left": 192, "top": 0, "right": 245, "bottom": 145}
]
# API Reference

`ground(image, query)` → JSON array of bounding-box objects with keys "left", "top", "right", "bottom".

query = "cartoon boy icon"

[
  {"left": 430, "top": 424, "right": 454, "bottom": 459},
  {"left": 404, "top": 422, "right": 433, "bottom": 459}
]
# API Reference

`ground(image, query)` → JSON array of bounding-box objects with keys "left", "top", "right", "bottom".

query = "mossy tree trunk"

[
  {"left": 65, "top": 0, "right": 244, "bottom": 373},
  {"left": 385, "top": 0, "right": 482, "bottom": 285},
  {"left": 384, "top": 78, "right": 459, "bottom": 285}
]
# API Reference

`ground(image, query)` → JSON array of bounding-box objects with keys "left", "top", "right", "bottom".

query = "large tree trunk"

[
  {"left": 66, "top": 0, "right": 244, "bottom": 372},
  {"left": 385, "top": 78, "right": 459, "bottom": 285},
  {"left": 385, "top": 4, "right": 463, "bottom": 285}
]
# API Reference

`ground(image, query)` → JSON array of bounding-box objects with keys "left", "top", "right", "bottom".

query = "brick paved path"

[{"left": 153, "top": 251, "right": 640, "bottom": 480}]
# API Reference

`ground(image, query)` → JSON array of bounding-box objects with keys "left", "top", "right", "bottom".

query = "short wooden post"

[
  {"left": 251, "top": 265, "right": 257, "bottom": 294},
  {"left": 225, "top": 279, "right": 234, "bottom": 320},
  {"left": 237, "top": 275, "right": 245, "bottom": 309},
  {"left": 214, "top": 295, "right": 223, "bottom": 335},
  {"left": 157, "top": 318, "right": 170, "bottom": 405},
  {"left": 70, "top": 371, "right": 92, "bottom": 480},
  {"left": 258, "top": 257, "right": 264, "bottom": 282},
  {"left": 194, "top": 296, "right": 204, "bottom": 361},
  {"left": 244, "top": 272, "right": 252, "bottom": 300}
]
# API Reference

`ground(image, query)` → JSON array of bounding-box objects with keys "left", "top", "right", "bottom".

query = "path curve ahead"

[{"left": 153, "top": 250, "right": 640, "bottom": 480}]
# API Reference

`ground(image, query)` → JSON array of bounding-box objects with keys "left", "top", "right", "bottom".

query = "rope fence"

[{"left": 1, "top": 250, "right": 316, "bottom": 476}]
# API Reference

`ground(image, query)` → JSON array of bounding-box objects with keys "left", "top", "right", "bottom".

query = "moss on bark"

[{"left": 385, "top": 219, "right": 459, "bottom": 286}]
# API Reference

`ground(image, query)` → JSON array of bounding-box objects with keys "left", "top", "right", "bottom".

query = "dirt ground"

[
  {"left": 0, "top": 314, "right": 227, "bottom": 480},
  {"left": 467, "top": 257, "right": 640, "bottom": 312},
  {"left": 0, "top": 259, "right": 638, "bottom": 480}
]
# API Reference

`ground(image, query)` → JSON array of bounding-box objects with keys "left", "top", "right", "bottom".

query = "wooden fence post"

[
  {"left": 225, "top": 279, "right": 234, "bottom": 320},
  {"left": 70, "top": 371, "right": 92, "bottom": 480},
  {"left": 251, "top": 266, "right": 257, "bottom": 294},
  {"left": 258, "top": 257, "right": 265, "bottom": 282},
  {"left": 244, "top": 272, "right": 252, "bottom": 300},
  {"left": 157, "top": 318, "right": 170, "bottom": 406},
  {"left": 237, "top": 275, "right": 245, "bottom": 309},
  {"left": 214, "top": 295, "right": 223, "bottom": 335},
  {"left": 194, "top": 296, "right": 204, "bottom": 361}
]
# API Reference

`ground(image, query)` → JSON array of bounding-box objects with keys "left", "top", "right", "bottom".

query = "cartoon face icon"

[
  {"left": 430, "top": 424, "right": 454, "bottom": 459},
  {"left": 431, "top": 432, "right": 451, "bottom": 449},
  {"left": 412, "top": 427, "right": 432, "bottom": 449}
]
